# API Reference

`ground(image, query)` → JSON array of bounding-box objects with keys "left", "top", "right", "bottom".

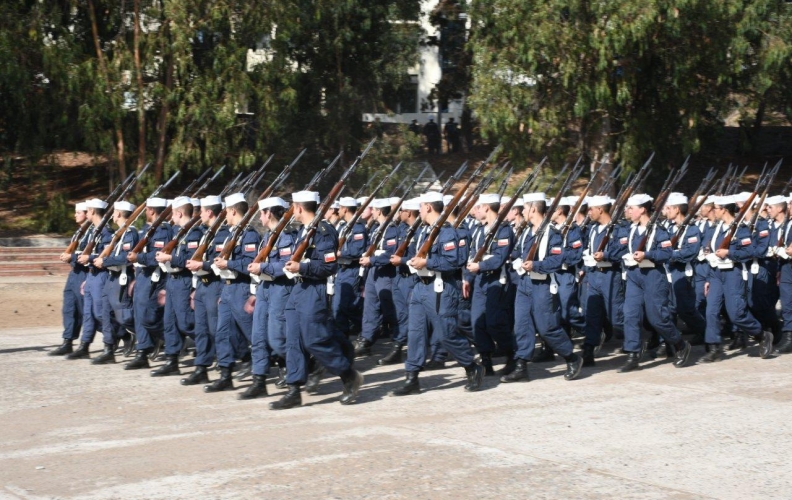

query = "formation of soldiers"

[{"left": 49, "top": 144, "right": 792, "bottom": 410}]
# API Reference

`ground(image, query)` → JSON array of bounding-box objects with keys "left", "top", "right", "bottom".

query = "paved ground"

[{"left": 2, "top": 277, "right": 792, "bottom": 499}]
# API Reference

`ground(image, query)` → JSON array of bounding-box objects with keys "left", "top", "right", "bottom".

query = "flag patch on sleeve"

[
  {"left": 244, "top": 244, "right": 256, "bottom": 252},
  {"left": 353, "top": 234, "right": 364, "bottom": 240},
  {"left": 154, "top": 241, "right": 164, "bottom": 248},
  {"left": 759, "top": 230, "right": 769, "bottom": 237},
  {"left": 122, "top": 243, "right": 131, "bottom": 251},
  {"left": 661, "top": 240, "right": 672, "bottom": 248},
  {"left": 741, "top": 238, "right": 752, "bottom": 246},
  {"left": 279, "top": 248, "right": 292, "bottom": 256},
  {"left": 443, "top": 241, "right": 456, "bottom": 251},
  {"left": 551, "top": 247, "right": 562, "bottom": 255},
  {"left": 215, "top": 244, "right": 224, "bottom": 252},
  {"left": 188, "top": 242, "right": 198, "bottom": 249},
  {"left": 620, "top": 237, "right": 628, "bottom": 244},
  {"left": 687, "top": 237, "right": 698, "bottom": 243},
  {"left": 458, "top": 239, "right": 466, "bottom": 247},
  {"left": 497, "top": 238, "right": 509, "bottom": 247},
  {"left": 386, "top": 239, "right": 396, "bottom": 246},
  {"left": 571, "top": 240, "right": 582, "bottom": 249},
  {"left": 324, "top": 252, "right": 337, "bottom": 263}
]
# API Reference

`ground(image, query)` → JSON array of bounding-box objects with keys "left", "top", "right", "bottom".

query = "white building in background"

[{"left": 361, "top": 0, "right": 463, "bottom": 126}]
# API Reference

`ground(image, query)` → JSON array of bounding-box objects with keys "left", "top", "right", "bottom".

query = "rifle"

[
  {"left": 717, "top": 167, "right": 773, "bottom": 251},
  {"left": 525, "top": 161, "right": 583, "bottom": 261},
  {"left": 726, "top": 165, "right": 749, "bottom": 195},
  {"left": 353, "top": 171, "right": 380, "bottom": 199},
  {"left": 338, "top": 161, "right": 405, "bottom": 248},
  {"left": 247, "top": 151, "right": 344, "bottom": 270},
  {"left": 286, "top": 139, "right": 376, "bottom": 268},
  {"left": 496, "top": 165, "right": 513, "bottom": 197},
  {"left": 454, "top": 153, "right": 504, "bottom": 224},
  {"left": 560, "top": 154, "right": 609, "bottom": 238},
  {"left": 544, "top": 159, "right": 574, "bottom": 193},
  {"left": 748, "top": 160, "right": 781, "bottom": 232},
  {"left": 64, "top": 168, "right": 142, "bottom": 255},
  {"left": 634, "top": 157, "right": 691, "bottom": 253},
  {"left": 416, "top": 146, "right": 501, "bottom": 259},
  {"left": 217, "top": 152, "right": 301, "bottom": 260},
  {"left": 160, "top": 167, "right": 234, "bottom": 256},
  {"left": 98, "top": 170, "right": 180, "bottom": 259},
  {"left": 669, "top": 169, "right": 721, "bottom": 247},
  {"left": 471, "top": 158, "right": 546, "bottom": 264},
  {"left": 362, "top": 172, "right": 424, "bottom": 259},
  {"left": 389, "top": 175, "right": 409, "bottom": 198},
  {"left": 129, "top": 164, "right": 223, "bottom": 255},
  {"left": 594, "top": 152, "right": 655, "bottom": 253},
  {"left": 81, "top": 164, "right": 154, "bottom": 256}
]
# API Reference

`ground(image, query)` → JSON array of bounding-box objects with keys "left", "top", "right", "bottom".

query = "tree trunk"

[
  {"left": 86, "top": 0, "right": 126, "bottom": 180},
  {"left": 153, "top": 20, "right": 173, "bottom": 184},
  {"left": 133, "top": 0, "right": 146, "bottom": 172}
]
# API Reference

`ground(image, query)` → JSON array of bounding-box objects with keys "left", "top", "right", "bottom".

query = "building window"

[{"left": 384, "top": 76, "right": 418, "bottom": 114}]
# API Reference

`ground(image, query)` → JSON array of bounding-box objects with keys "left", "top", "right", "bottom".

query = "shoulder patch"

[
  {"left": 661, "top": 240, "right": 672, "bottom": 248},
  {"left": 571, "top": 240, "right": 582, "bottom": 249},
  {"left": 215, "top": 244, "right": 224, "bottom": 252},
  {"left": 324, "top": 252, "right": 336, "bottom": 263},
  {"left": 497, "top": 238, "right": 509, "bottom": 247},
  {"left": 619, "top": 237, "right": 628, "bottom": 244},
  {"left": 187, "top": 242, "right": 198, "bottom": 249},
  {"left": 279, "top": 248, "right": 292, "bottom": 256},
  {"left": 759, "top": 230, "right": 769, "bottom": 237},
  {"left": 550, "top": 247, "right": 562, "bottom": 255},
  {"left": 458, "top": 239, "right": 466, "bottom": 247},
  {"left": 122, "top": 243, "right": 131, "bottom": 251},
  {"left": 353, "top": 233, "right": 364, "bottom": 241},
  {"left": 386, "top": 239, "right": 397, "bottom": 246},
  {"left": 443, "top": 241, "right": 456, "bottom": 251},
  {"left": 244, "top": 243, "right": 256, "bottom": 252},
  {"left": 740, "top": 238, "right": 752, "bottom": 246},
  {"left": 687, "top": 236, "right": 698, "bottom": 244},
  {"left": 154, "top": 241, "right": 164, "bottom": 249}
]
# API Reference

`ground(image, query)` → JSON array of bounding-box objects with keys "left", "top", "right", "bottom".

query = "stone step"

[{"left": 0, "top": 253, "right": 63, "bottom": 262}]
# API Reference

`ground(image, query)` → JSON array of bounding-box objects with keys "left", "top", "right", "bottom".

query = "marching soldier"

[
  {"left": 332, "top": 197, "right": 367, "bottom": 339},
  {"left": 767, "top": 196, "right": 792, "bottom": 353},
  {"left": 391, "top": 191, "right": 483, "bottom": 395},
  {"left": 67, "top": 199, "right": 113, "bottom": 360},
  {"left": 270, "top": 191, "right": 364, "bottom": 410},
  {"left": 204, "top": 192, "right": 260, "bottom": 392},
  {"left": 52, "top": 201, "right": 90, "bottom": 356},
  {"left": 501, "top": 192, "right": 584, "bottom": 382},
  {"left": 90, "top": 200, "right": 139, "bottom": 364},
  {"left": 125, "top": 197, "right": 172, "bottom": 370},
  {"left": 465, "top": 193, "right": 515, "bottom": 375},
  {"left": 151, "top": 196, "right": 205, "bottom": 377}
]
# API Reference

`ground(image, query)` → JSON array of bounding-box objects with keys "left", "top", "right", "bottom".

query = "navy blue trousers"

[
  {"left": 583, "top": 267, "right": 624, "bottom": 348},
  {"left": 80, "top": 271, "right": 107, "bottom": 343},
  {"left": 513, "top": 276, "right": 573, "bottom": 360},
  {"left": 705, "top": 266, "right": 762, "bottom": 344},
  {"left": 163, "top": 274, "right": 195, "bottom": 356},
  {"left": 623, "top": 267, "right": 682, "bottom": 353},
  {"left": 215, "top": 282, "right": 253, "bottom": 368},
  {"left": 61, "top": 270, "right": 86, "bottom": 341},
  {"left": 132, "top": 270, "right": 165, "bottom": 351},
  {"left": 471, "top": 273, "right": 514, "bottom": 355}
]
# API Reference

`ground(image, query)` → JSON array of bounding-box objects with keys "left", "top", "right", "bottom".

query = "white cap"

[
  {"left": 558, "top": 196, "right": 577, "bottom": 207},
  {"left": 166, "top": 199, "right": 173, "bottom": 207},
  {"left": 626, "top": 194, "right": 653, "bottom": 206},
  {"left": 712, "top": 195, "right": 737, "bottom": 206},
  {"left": 86, "top": 198, "right": 108, "bottom": 210},
  {"left": 389, "top": 197, "right": 401, "bottom": 206},
  {"left": 356, "top": 197, "right": 368, "bottom": 205},
  {"left": 258, "top": 197, "right": 289, "bottom": 210},
  {"left": 696, "top": 195, "right": 709, "bottom": 205},
  {"left": 292, "top": 191, "right": 320, "bottom": 204},
  {"left": 339, "top": 197, "right": 358, "bottom": 207},
  {"left": 523, "top": 192, "right": 546, "bottom": 203},
  {"left": 587, "top": 195, "right": 615, "bottom": 208},
  {"left": 443, "top": 194, "right": 454, "bottom": 206},
  {"left": 330, "top": 201, "right": 340, "bottom": 210},
  {"left": 371, "top": 198, "right": 391, "bottom": 209},
  {"left": 704, "top": 195, "right": 717, "bottom": 205},
  {"left": 225, "top": 192, "right": 247, "bottom": 207},
  {"left": 190, "top": 198, "right": 201, "bottom": 206},
  {"left": 501, "top": 195, "right": 524, "bottom": 207},
  {"left": 420, "top": 191, "right": 444, "bottom": 204},
  {"left": 402, "top": 198, "right": 420, "bottom": 211},
  {"left": 201, "top": 195, "right": 222, "bottom": 207},
  {"left": 765, "top": 195, "right": 787, "bottom": 206},
  {"left": 114, "top": 201, "right": 135, "bottom": 212},
  {"left": 75, "top": 201, "right": 88, "bottom": 212},
  {"left": 172, "top": 196, "right": 192, "bottom": 210},
  {"left": 734, "top": 191, "right": 752, "bottom": 203},
  {"left": 666, "top": 192, "right": 688, "bottom": 206},
  {"left": 147, "top": 197, "right": 167, "bottom": 208},
  {"left": 478, "top": 193, "right": 500, "bottom": 205}
]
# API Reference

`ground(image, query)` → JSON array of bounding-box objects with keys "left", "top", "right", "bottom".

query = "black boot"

[
  {"left": 378, "top": 343, "right": 404, "bottom": 365},
  {"left": 304, "top": 364, "right": 325, "bottom": 394},
  {"left": 148, "top": 337, "right": 164, "bottom": 360},
  {"left": 269, "top": 384, "right": 302, "bottom": 410},
  {"left": 354, "top": 338, "right": 372, "bottom": 357},
  {"left": 774, "top": 331, "right": 792, "bottom": 354},
  {"left": 564, "top": 353, "right": 584, "bottom": 381},
  {"left": 727, "top": 332, "right": 747, "bottom": 351},
  {"left": 464, "top": 363, "right": 484, "bottom": 392},
  {"left": 91, "top": 344, "right": 116, "bottom": 365},
  {"left": 275, "top": 367, "right": 287, "bottom": 388},
  {"left": 339, "top": 369, "right": 364, "bottom": 405},
  {"left": 150, "top": 355, "right": 180, "bottom": 377},
  {"left": 181, "top": 366, "right": 210, "bottom": 386},
  {"left": 496, "top": 354, "right": 517, "bottom": 377},
  {"left": 49, "top": 340, "right": 74, "bottom": 356},
  {"left": 125, "top": 351, "right": 151, "bottom": 370},
  {"left": 617, "top": 352, "right": 642, "bottom": 373},
  {"left": 672, "top": 340, "right": 692, "bottom": 367},
  {"left": 698, "top": 343, "right": 724, "bottom": 363},
  {"left": 424, "top": 359, "right": 446, "bottom": 370},
  {"left": 238, "top": 375, "right": 268, "bottom": 400},
  {"left": 204, "top": 367, "right": 234, "bottom": 392},
  {"left": 391, "top": 371, "right": 421, "bottom": 396},
  {"left": 582, "top": 345, "right": 596, "bottom": 367},
  {"left": 122, "top": 332, "right": 136, "bottom": 357},
  {"left": 759, "top": 330, "right": 774, "bottom": 359},
  {"left": 66, "top": 342, "right": 90, "bottom": 360},
  {"left": 593, "top": 331, "right": 607, "bottom": 356},
  {"left": 500, "top": 359, "right": 529, "bottom": 383},
  {"left": 480, "top": 353, "right": 495, "bottom": 376},
  {"left": 234, "top": 361, "right": 252, "bottom": 381},
  {"left": 532, "top": 342, "right": 555, "bottom": 362}
]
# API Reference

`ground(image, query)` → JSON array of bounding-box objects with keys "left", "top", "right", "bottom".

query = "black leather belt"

[
  {"left": 294, "top": 277, "right": 325, "bottom": 284},
  {"left": 170, "top": 269, "right": 192, "bottom": 278},
  {"left": 224, "top": 276, "right": 251, "bottom": 285},
  {"left": 199, "top": 275, "right": 220, "bottom": 285}
]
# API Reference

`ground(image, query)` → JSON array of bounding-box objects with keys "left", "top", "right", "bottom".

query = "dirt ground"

[{"left": 2, "top": 276, "right": 792, "bottom": 499}]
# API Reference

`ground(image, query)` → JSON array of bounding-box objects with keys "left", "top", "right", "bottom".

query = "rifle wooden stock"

[
  {"left": 98, "top": 203, "right": 148, "bottom": 258},
  {"left": 161, "top": 213, "right": 202, "bottom": 255},
  {"left": 190, "top": 209, "right": 226, "bottom": 262},
  {"left": 64, "top": 220, "right": 93, "bottom": 254}
]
